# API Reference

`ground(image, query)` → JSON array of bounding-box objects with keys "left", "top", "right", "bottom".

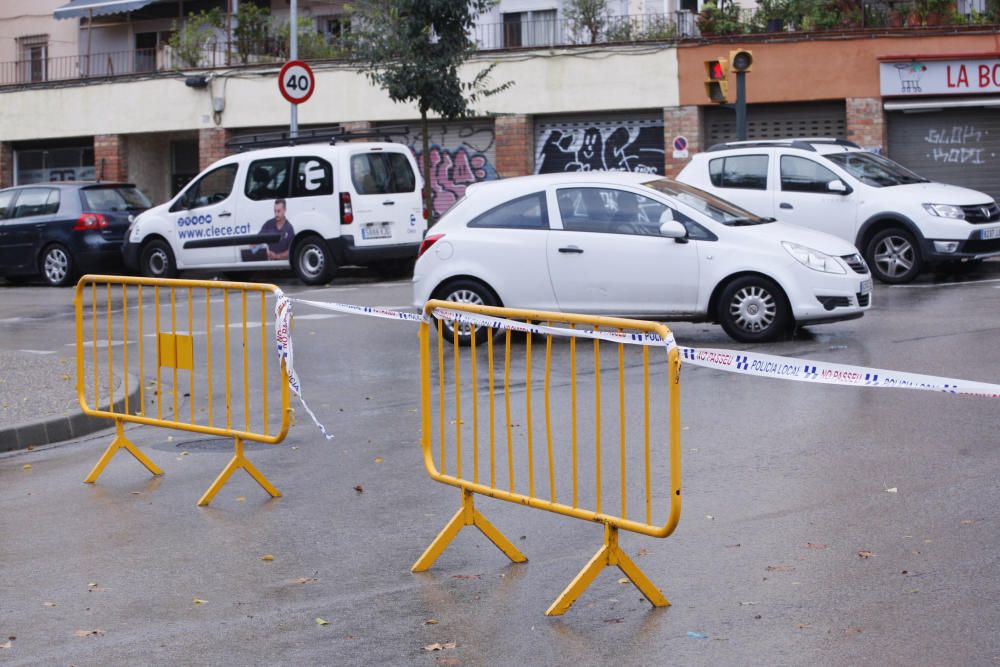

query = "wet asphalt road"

[{"left": 1, "top": 263, "right": 999, "bottom": 666}]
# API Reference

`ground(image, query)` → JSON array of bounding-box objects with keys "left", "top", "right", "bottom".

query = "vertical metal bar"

[
  {"left": 122, "top": 284, "right": 129, "bottom": 415},
  {"left": 570, "top": 326, "right": 578, "bottom": 508},
  {"left": 206, "top": 287, "right": 213, "bottom": 427},
  {"left": 224, "top": 289, "right": 231, "bottom": 430},
  {"left": 644, "top": 344, "right": 651, "bottom": 526},
  {"left": 545, "top": 330, "right": 555, "bottom": 503},
  {"left": 525, "top": 321, "right": 534, "bottom": 498},
  {"left": 137, "top": 285, "right": 144, "bottom": 415},
  {"left": 437, "top": 318, "right": 445, "bottom": 475},
  {"left": 594, "top": 327, "right": 602, "bottom": 515},
  {"left": 155, "top": 285, "right": 162, "bottom": 421},
  {"left": 171, "top": 287, "right": 178, "bottom": 420},
  {"left": 106, "top": 283, "right": 112, "bottom": 413},
  {"left": 453, "top": 321, "right": 462, "bottom": 479},
  {"left": 504, "top": 329, "right": 514, "bottom": 492},
  {"left": 188, "top": 287, "right": 195, "bottom": 424},
  {"left": 470, "top": 326, "right": 479, "bottom": 484},
  {"left": 261, "top": 290, "right": 268, "bottom": 434},
  {"left": 488, "top": 328, "right": 496, "bottom": 488},
  {"left": 242, "top": 290, "right": 250, "bottom": 433},
  {"left": 618, "top": 337, "right": 626, "bottom": 521},
  {"left": 91, "top": 283, "right": 97, "bottom": 410}
]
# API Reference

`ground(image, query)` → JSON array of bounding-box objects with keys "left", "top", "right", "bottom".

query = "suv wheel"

[
  {"left": 41, "top": 244, "right": 75, "bottom": 287},
  {"left": 866, "top": 228, "right": 922, "bottom": 284},
  {"left": 433, "top": 279, "right": 499, "bottom": 346},
  {"left": 717, "top": 276, "right": 790, "bottom": 343},
  {"left": 293, "top": 236, "right": 335, "bottom": 285},
  {"left": 140, "top": 239, "right": 177, "bottom": 279}
]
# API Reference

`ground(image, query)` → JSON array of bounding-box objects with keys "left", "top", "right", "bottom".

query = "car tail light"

[
  {"left": 340, "top": 192, "right": 353, "bottom": 224},
  {"left": 422, "top": 206, "right": 429, "bottom": 220},
  {"left": 418, "top": 233, "right": 443, "bottom": 259},
  {"left": 74, "top": 213, "right": 108, "bottom": 231}
]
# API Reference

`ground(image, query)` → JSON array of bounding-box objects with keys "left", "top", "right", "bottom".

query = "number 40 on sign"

[{"left": 278, "top": 60, "right": 315, "bottom": 105}]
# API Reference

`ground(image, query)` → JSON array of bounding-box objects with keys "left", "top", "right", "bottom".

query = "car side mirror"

[
  {"left": 827, "top": 179, "right": 849, "bottom": 194},
  {"left": 659, "top": 220, "right": 687, "bottom": 239}
]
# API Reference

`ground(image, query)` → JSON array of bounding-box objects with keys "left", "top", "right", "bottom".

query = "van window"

[
  {"left": 12, "top": 188, "right": 59, "bottom": 217},
  {"left": 292, "top": 156, "right": 333, "bottom": 197},
  {"left": 351, "top": 153, "right": 416, "bottom": 194},
  {"left": 468, "top": 192, "right": 548, "bottom": 230},
  {"left": 0, "top": 190, "right": 13, "bottom": 218},
  {"left": 708, "top": 155, "right": 768, "bottom": 190},
  {"left": 780, "top": 156, "right": 840, "bottom": 193},
  {"left": 245, "top": 158, "right": 290, "bottom": 201},
  {"left": 175, "top": 164, "right": 238, "bottom": 211}
]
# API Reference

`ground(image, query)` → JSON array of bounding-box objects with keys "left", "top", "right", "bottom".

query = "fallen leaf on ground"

[
  {"left": 636, "top": 548, "right": 649, "bottom": 557},
  {"left": 290, "top": 577, "right": 319, "bottom": 585},
  {"left": 451, "top": 574, "right": 481, "bottom": 580},
  {"left": 604, "top": 618, "right": 624, "bottom": 624},
  {"left": 424, "top": 642, "right": 457, "bottom": 651},
  {"left": 193, "top": 598, "right": 208, "bottom": 605},
  {"left": 74, "top": 629, "right": 105, "bottom": 637},
  {"left": 725, "top": 543, "right": 741, "bottom": 548},
  {"left": 738, "top": 601, "right": 759, "bottom": 606},
  {"left": 886, "top": 487, "right": 897, "bottom": 493},
  {"left": 22, "top": 464, "right": 31, "bottom": 470},
  {"left": 43, "top": 602, "right": 56, "bottom": 607},
  {"left": 617, "top": 578, "right": 629, "bottom": 585},
  {"left": 844, "top": 627, "right": 864, "bottom": 635},
  {"left": 374, "top": 457, "right": 384, "bottom": 464},
  {"left": 802, "top": 543, "right": 827, "bottom": 550},
  {"left": 0, "top": 641, "right": 11, "bottom": 649},
  {"left": 315, "top": 618, "right": 330, "bottom": 626},
  {"left": 961, "top": 520, "right": 974, "bottom": 525},
  {"left": 424, "top": 619, "right": 439, "bottom": 625},
  {"left": 858, "top": 550, "right": 874, "bottom": 559},
  {"left": 236, "top": 496, "right": 246, "bottom": 502},
  {"left": 260, "top": 555, "right": 274, "bottom": 561},
  {"left": 796, "top": 623, "right": 812, "bottom": 629},
  {"left": 766, "top": 565, "right": 795, "bottom": 572},
  {"left": 705, "top": 515, "right": 714, "bottom": 520},
  {"left": 353, "top": 485, "right": 364, "bottom": 493}
]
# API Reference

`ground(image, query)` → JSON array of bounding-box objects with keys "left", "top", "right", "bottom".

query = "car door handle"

[
  {"left": 779, "top": 202, "right": 793, "bottom": 210},
  {"left": 217, "top": 211, "right": 232, "bottom": 217},
  {"left": 382, "top": 200, "right": 395, "bottom": 206},
  {"left": 558, "top": 246, "right": 584, "bottom": 254}
]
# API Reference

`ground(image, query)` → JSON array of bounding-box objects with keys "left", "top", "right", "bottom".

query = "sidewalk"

[{"left": 0, "top": 350, "right": 137, "bottom": 452}]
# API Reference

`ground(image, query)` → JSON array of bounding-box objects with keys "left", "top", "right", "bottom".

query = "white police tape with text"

[{"left": 273, "top": 293, "right": 1000, "bottom": 439}]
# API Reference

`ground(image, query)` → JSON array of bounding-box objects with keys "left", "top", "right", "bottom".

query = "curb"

[{"left": 0, "top": 373, "right": 141, "bottom": 453}]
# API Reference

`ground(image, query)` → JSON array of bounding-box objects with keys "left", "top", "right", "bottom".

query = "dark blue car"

[{"left": 0, "top": 182, "right": 151, "bottom": 286}]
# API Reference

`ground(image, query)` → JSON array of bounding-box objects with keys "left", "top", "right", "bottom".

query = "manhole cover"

[{"left": 151, "top": 437, "right": 274, "bottom": 452}]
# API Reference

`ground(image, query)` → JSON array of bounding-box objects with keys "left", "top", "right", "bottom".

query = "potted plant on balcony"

[
  {"left": 922, "top": 0, "right": 957, "bottom": 25},
  {"left": 758, "top": 0, "right": 790, "bottom": 32},
  {"left": 697, "top": 0, "right": 743, "bottom": 35}
]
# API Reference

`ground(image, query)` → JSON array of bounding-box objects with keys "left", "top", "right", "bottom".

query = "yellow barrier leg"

[
  {"left": 84, "top": 419, "right": 163, "bottom": 484},
  {"left": 197, "top": 437, "right": 281, "bottom": 507},
  {"left": 412, "top": 489, "right": 527, "bottom": 572},
  {"left": 545, "top": 524, "right": 669, "bottom": 616}
]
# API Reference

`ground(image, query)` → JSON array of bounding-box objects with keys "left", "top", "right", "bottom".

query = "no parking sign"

[{"left": 672, "top": 135, "right": 689, "bottom": 159}]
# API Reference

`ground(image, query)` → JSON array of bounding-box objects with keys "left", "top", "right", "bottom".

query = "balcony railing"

[{"left": 473, "top": 12, "right": 699, "bottom": 50}]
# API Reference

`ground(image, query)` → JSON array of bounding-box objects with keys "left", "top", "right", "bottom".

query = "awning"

[
  {"left": 54, "top": 0, "right": 158, "bottom": 20},
  {"left": 884, "top": 96, "right": 1000, "bottom": 112}
]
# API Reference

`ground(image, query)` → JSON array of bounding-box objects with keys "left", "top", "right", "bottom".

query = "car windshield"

[
  {"left": 82, "top": 186, "right": 152, "bottom": 211},
  {"left": 641, "top": 178, "right": 770, "bottom": 225},
  {"left": 823, "top": 151, "right": 928, "bottom": 187}
]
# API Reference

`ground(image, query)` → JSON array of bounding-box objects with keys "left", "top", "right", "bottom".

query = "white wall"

[
  {"left": 0, "top": 0, "right": 80, "bottom": 62},
  {"left": 0, "top": 45, "right": 679, "bottom": 140}
]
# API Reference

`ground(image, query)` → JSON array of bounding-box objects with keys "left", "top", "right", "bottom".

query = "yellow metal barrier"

[
  {"left": 413, "top": 300, "right": 682, "bottom": 616},
  {"left": 74, "top": 275, "right": 291, "bottom": 506}
]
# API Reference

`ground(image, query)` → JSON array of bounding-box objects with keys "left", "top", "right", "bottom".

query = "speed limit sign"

[{"left": 278, "top": 60, "right": 315, "bottom": 105}]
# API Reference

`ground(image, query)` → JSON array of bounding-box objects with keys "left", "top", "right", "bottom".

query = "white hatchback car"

[{"left": 413, "top": 172, "right": 873, "bottom": 343}]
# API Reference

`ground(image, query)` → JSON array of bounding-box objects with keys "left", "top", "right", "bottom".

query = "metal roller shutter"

[
  {"left": 534, "top": 113, "right": 665, "bottom": 175},
  {"left": 704, "top": 102, "right": 846, "bottom": 147},
  {"left": 887, "top": 108, "right": 1000, "bottom": 200}
]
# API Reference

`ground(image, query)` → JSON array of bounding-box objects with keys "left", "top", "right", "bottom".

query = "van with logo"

[{"left": 124, "top": 136, "right": 426, "bottom": 284}]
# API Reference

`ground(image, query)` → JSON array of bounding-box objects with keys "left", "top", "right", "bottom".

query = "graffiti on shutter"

[{"left": 534, "top": 117, "right": 664, "bottom": 176}]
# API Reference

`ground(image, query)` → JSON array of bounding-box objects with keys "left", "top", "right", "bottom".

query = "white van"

[{"left": 124, "top": 140, "right": 426, "bottom": 284}]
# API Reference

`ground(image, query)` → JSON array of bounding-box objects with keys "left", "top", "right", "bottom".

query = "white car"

[
  {"left": 676, "top": 138, "right": 1000, "bottom": 284},
  {"left": 413, "top": 172, "right": 872, "bottom": 343}
]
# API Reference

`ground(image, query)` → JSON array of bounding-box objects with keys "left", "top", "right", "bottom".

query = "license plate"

[
  {"left": 981, "top": 227, "right": 1000, "bottom": 240},
  {"left": 361, "top": 224, "right": 392, "bottom": 240},
  {"left": 859, "top": 279, "right": 872, "bottom": 294}
]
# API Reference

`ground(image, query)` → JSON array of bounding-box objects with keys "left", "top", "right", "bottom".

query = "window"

[
  {"left": 245, "top": 158, "right": 290, "bottom": 201},
  {"left": 174, "top": 164, "right": 238, "bottom": 211},
  {"left": 708, "top": 155, "right": 768, "bottom": 190},
  {"left": 469, "top": 192, "right": 548, "bottom": 229},
  {"left": 82, "top": 186, "right": 152, "bottom": 211},
  {"left": 557, "top": 187, "right": 671, "bottom": 235},
  {"left": 502, "top": 10, "right": 557, "bottom": 48},
  {"left": 17, "top": 35, "right": 48, "bottom": 83},
  {"left": 292, "top": 157, "right": 333, "bottom": 197},
  {"left": 324, "top": 15, "right": 351, "bottom": 43},
  {"left": 780, "top": 155, "right": 841, "bottom": 193},
  {"left": 351, "top": 153, "right": 416, "bottom": 195},
  {"left": 12, "top": 188, "right": 59, "bottom": 218},
  {"left": 824, "top": 152, "right": 925, "bottom": 188},
  {"left": 0, "top": 191, "right": 15, "bottom": 218}
]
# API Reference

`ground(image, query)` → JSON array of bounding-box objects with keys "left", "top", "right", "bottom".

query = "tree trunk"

[{"left": 421, "top": 108, "right": 433, "bottom": 225}]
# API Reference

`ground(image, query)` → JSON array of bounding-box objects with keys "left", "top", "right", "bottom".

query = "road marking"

[
  {"left": 18, "top": 349, "right": 56, "bottom": 355},
  {"left": 892, "top": 277, "right": 1000, "bottom": 288},
  {"left": 69, "top": 340, "right": 128, "bottom": 348}
]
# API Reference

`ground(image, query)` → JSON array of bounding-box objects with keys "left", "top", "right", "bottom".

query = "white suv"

[
  {"left": 125, "top": 135, "right": 426, "bottom": 284},
  {"left": 677, "top": 138, "right": 1000, "bottom": 283}
]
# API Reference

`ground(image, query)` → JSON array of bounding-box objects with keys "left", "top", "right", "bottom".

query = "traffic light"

[
  {"left": 705, "top": 58, "right": 729, "bottom": 103},
  {"left": 730, "top": 49, "right": 753, "bottom": 73}
]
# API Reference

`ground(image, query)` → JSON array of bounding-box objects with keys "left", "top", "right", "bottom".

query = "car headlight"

[
  {"left": 781, "top": 241, "right": 846, "bottom": 274},
  {"left": 922, "top": 203, "right": 965, "bottom": 219}
]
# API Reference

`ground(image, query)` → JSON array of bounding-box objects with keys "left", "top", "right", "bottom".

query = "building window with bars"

[{"left": 17, "top": 35, "right": 48, "bottom": 83}]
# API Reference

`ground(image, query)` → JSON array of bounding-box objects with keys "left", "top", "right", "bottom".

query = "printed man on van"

[{"left": 260, "top": 198, "right": 295, "bottom": 260}]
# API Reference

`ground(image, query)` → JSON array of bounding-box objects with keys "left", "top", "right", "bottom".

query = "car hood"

[
  {"left": 735, "top": 221, "right": 860, "bottom": 256},
  {"left": 886, "top": 181, "right": 994, "bottom": 205}
]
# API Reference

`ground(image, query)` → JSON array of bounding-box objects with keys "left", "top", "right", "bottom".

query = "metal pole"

[
  {"left": 735, "top": 71, "right": 747, "bottom": 141},
  {"left": 290, "top": 0, "right": 298, "bottom": 138}
]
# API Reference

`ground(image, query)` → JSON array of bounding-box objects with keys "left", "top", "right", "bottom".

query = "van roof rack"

[
  {"left": 225, "top": 125, "right": 411, "bottom": 151},
  {"left": 706, "top": 138, "right": 860, "bottom": 152}
]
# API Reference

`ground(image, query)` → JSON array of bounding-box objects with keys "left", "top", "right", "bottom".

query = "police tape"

[{"left": 275, "top": 294, "right": 1000, "bottom": 439}]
